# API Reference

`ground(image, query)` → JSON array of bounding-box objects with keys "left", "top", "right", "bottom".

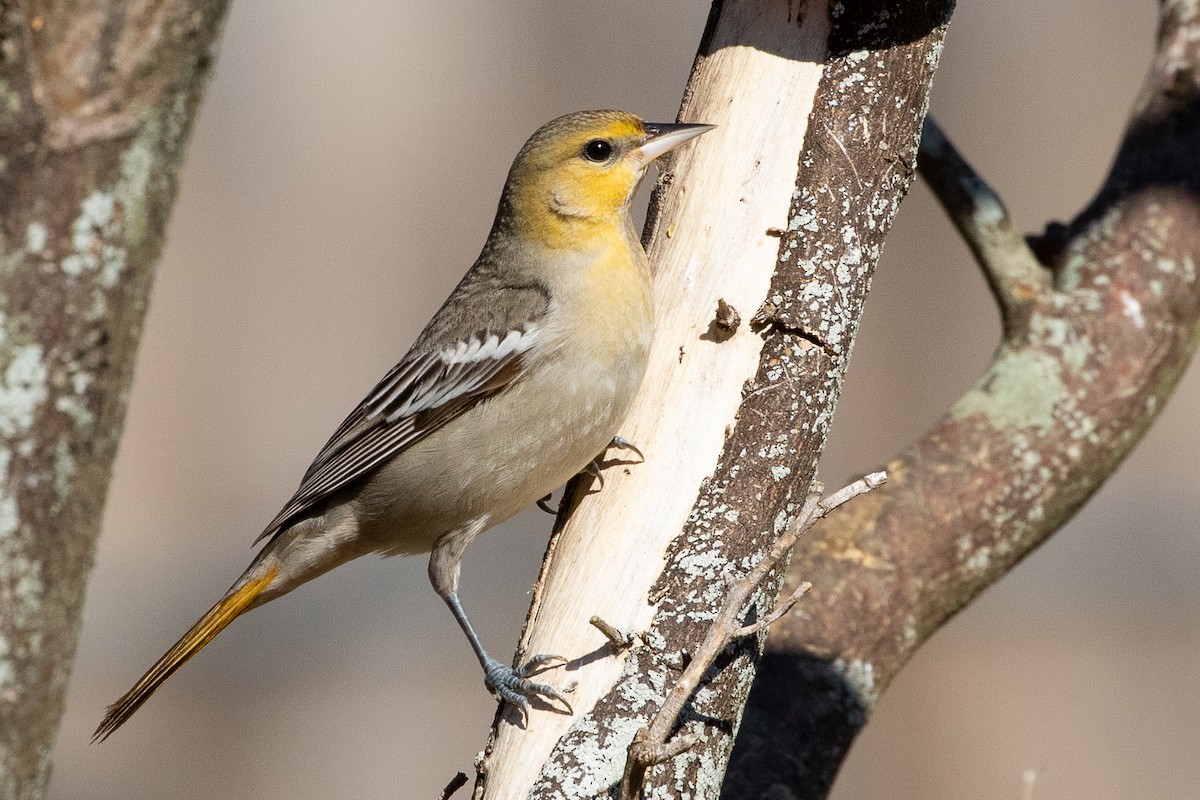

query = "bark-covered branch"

[
  {"left": 725, "top": 2, "right": 1200, "bottom": 798},
  {"left": 0, "top": 3, "right": 229, "bottom": 798},
  {"left": 471, "top": 1, "right": 954, "bottom": 797},
  {"left": 917, "top": 117, "right": 1050, "bottom": 336},
  {"left": 618, "top": 473, "right": 883, "bottom": 800}
]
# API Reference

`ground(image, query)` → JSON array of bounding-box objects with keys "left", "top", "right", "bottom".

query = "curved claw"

[
  {"left": 483, "top": 654, "right": 573, "bottom": 718},
  {"left": 583, "top": 460, "right": 605, "bottom": 491},
  {"left": 518, "top": 653, "right": 568, "bottom": 677},
  {"left": 536, "top": 494, "right": 559, "bottom": 514},
  {"left": 608, "top": 435, "right": 645, "bottom": 463}
]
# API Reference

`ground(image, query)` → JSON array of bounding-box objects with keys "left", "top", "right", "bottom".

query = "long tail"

[{"left": 92, "top": 566, "right": 277, "bottom": 742}]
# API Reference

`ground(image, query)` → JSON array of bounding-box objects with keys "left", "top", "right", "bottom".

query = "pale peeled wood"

[{"left": 480, "top": 2, "right": 831, "bottom": 795}]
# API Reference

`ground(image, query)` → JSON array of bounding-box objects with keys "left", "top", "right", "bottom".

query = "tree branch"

[
  {"left": 725, "top": 2, "right": 1200, "bottom": 798},
  {"left": 917, "top": 116, "right": 1050, "bottom": 335},
  {"left": 619, "top": 474, "right": 883, "bottom": 800},
  {"left": 472, "top": 1, "right": 954, "bottom": 797}
]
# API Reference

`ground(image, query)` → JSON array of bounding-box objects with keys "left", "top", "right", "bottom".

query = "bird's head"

[{"left": 498, "top": 110, "right": 712, "bottom": 247}]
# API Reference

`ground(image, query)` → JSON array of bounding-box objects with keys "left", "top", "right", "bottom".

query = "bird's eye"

[{"left": 583, "top": 139, "right": 614, "bottom": 162}]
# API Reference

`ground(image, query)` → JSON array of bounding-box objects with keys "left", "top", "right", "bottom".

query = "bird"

[{"left": 94, "top": 110, "right": 713, "bottom": 741}]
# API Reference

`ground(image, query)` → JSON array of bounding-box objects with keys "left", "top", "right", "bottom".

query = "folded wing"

[{"left": 257, "top": 324, "right": 540, "bottom": 543}]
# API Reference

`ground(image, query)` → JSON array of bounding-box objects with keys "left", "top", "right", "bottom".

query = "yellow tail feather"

[{"left": 93, "top": 567, "right": 277, "bottom": 742}]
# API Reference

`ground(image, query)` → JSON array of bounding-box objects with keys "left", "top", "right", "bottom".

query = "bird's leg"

[
  {"left": 583, "top": 459, "right": 605, "bottom": 490},
  {"left": 441, "top": 592, "right": 571, "bottom": 718},
  {"left": 429, "top": 524, "right": 571, "bottom": 718}
]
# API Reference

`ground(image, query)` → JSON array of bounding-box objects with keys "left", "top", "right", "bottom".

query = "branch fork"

[
  {"left": 617, "top": 471, "right": 886, "bottom": 800},
  {"left": 917, "top": 117, "right": 1051, "bottom": 333}
]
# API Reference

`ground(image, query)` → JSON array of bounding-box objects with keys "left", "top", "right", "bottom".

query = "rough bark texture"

[
  {"left": 724, "top": 2, "right": 1200, "bottom": 798},
  {"left": 612, "top": 4, "right": 955, "bottom": 795},
  {"left": 0, "top": 3, "right": 229, "bottom": 798},
  {"left": 471, "top": 1, "right": 955, "bottom": 797}
]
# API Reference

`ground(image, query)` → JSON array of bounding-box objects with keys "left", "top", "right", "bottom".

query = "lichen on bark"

[
  {"left": 488, "top": 2, "right": 955, "bottom": 798},
  {"left": 0, "top": 3, "right": 231, "bottom": 797},
  {"left": 725, "top": 3, "right": 1200, "bottom": 798}
]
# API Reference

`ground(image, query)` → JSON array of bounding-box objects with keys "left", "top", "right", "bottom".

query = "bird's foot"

[
  {"left": 483, "top": 654, "right": 573, "bottom": 719},
  {"left": 537, "top": 436, "right": 645, "bottom": 514},
  {"left": 583, "top": 459, "right": 605, "bottom": 490},
  {"left": 582, "top": 436, "right": 645, "bottom": 492}
]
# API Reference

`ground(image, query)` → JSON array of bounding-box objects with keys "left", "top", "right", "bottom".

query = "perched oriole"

[{"left": 94, "top": 110, "right": 711, "bottom": 740}]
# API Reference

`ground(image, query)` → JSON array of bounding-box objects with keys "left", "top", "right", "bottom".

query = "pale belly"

[{"left": 352, "top": 342, "right": 648, "bottom": 554}]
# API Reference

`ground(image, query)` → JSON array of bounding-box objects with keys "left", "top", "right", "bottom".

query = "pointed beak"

[{"left": 634, "top": 122, "right": 715, "bottom": 164}]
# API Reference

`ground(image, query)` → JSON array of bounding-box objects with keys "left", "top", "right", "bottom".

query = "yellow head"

[{"left": 496, "top": 110, "right": 712, "bottom": 248}]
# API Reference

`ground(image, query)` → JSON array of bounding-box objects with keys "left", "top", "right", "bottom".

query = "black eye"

[{"left": 583, "top": 139, "right": 614, "bottom": 162}]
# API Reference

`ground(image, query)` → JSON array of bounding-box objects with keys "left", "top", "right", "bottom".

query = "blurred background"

[{"left": 53, "top": 1, "right": 1199, "bottom": 798}]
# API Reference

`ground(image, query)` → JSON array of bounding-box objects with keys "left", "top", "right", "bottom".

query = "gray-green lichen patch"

[
  {"left": 116, "top": 111, "right": 162, "bottom": 249},
  {"left": 0, "top": 79, "right": 19, "bottom": 121},
  {"left": 833, "top": 657, "right": 878, "bottom": 708},
  {"left": 0, "top": 437, "right": 44, "bottom": 694},
  {"left": 925, "top": 37, "right": 946, "bottom": 70},
  {"left": 54, "top": 392, "right": 95, "bottom": 433},
  {"left": 1030, "top": 312, "right": 1094, "bottom": 373},
  {"left": 1058, "top": 206, "right": 1122, "bottom": 292},
  {"left": 964, "top": 545, "right": 992, "bottom": 573},
  {"left": 656, "top": 731, "right": 730, "bottom": 800},
  {"left": 531, "top": 651, "right": 660, "bottom": 797},
  {"left": 0, "top": 515, "right": 40, "bottom": 625},
  {"left": 57, "top": 108, "right": 162, "bottom": 290},
  {"left": 61, "top": 191, "right": 126, "bottom": 287},
  {"left": 951, "top": 348, "right": 1065, "bottom": 431},
  {"left": 52, "top": 440, "right": 76, "bottom": 514},
  {"left": 0, "top": 345, "right": 48, "bottom": 438},
  {"left": 0, "top": 242, "right": 23, "bottom": 278},
  {"left": 24, "top": 224, "right": 47, "bottom": 256}
]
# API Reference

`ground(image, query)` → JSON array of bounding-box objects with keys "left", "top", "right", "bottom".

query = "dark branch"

[{"left": 917, "top": 116, "right": 1050, "bottom": 334}]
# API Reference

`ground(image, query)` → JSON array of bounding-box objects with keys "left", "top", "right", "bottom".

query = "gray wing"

[{"left": 256, "top": 315, "right": 544, "bottom": 544}]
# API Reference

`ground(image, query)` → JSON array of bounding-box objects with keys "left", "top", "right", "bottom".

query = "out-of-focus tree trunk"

[{"left": 0, "top": 3, "right": 229, "bottom": 798}]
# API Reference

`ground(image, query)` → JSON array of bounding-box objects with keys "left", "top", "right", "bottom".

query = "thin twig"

[
  {"left": 617, "top": 472, "right": 887, "bottom": 800},
  {"left": 733, "top": 581, "right": 812, "bottom": 638},
  {"left": 590, "top": 615, "right": 637, "bottom": 651},
  {"left": 819, "top": 471, "right": 887, "bottom": 511},
  {"left": 536, "top": 493, "right": 558, "bottom": 514},
  {"left": 716, "top": 298, "right": 741, "bottom": 332},
  {"left": 917, "top": 116, "right": 1049, "bottom": 331},
  {"left": 438, "top": 772, "right": 468, "bottom": 800}
]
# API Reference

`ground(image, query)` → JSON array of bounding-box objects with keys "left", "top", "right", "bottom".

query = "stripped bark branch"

[{"left": 473, "top": 2, "right": 954, "bottom": 797}]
